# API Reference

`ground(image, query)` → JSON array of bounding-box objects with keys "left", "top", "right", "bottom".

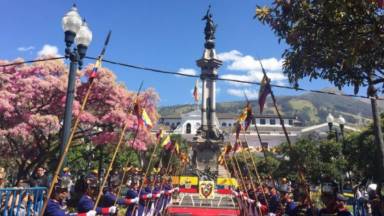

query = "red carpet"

[{"left": 167, "top": 206, "right": 239, "bottom": 215}]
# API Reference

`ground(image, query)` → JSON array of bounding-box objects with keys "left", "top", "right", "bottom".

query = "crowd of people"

[
  {"left": 1, "top": 166, "right": 384, "bottom": 216},
  {"left": 45, "top": 170, "right": 179, "bottom": 216}
]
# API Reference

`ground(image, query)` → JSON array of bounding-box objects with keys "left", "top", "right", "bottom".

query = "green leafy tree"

[
  {"left": 342, "top": 115, "right": 384, "bottom": 181},
  {"left": 274, "top": 139, "right": 346, "bottom": 183},
  {"left": 255, "top": 0, "right": 384, "bottom": 181}
]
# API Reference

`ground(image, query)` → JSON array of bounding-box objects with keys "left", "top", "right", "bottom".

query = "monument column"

[
  {"left": 201, "top": 79, "right": 207, "bottom": 130},
  {"left": 196, "top": 6, "right": 222, "bottom": 138},
  {"left": 191, "top": 6, "right": 224, "bottom": 175}
]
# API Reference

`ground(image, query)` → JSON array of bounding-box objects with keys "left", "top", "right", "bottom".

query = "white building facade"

[
  {"left": 157, "top": 110, "right": 359, "bottom": 149},
  {"left": 158, "top": 109, "right": 302, "bottom": 149}
]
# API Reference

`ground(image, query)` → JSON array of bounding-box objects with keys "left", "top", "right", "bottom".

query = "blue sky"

[{"left": 0, "top": 0, "right": 360, "bottom": 106}]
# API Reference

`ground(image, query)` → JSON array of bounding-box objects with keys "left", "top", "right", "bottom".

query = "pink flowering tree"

[{"left": 0, "top": 57, "right": 159, "bottom": 181}]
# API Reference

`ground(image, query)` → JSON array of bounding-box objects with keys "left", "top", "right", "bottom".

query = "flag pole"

[
  {"left": 225, "top": 155, "right": 246, "bottom": 214},
  {"left": 113, "top": 122, "right": 142, "bottom": 206},
  {"left": 222, "top": 156, "right": 242, "bottom": 213},
  {"left": 242, "top": 91, "right": 268, "bottom": 164},
  {"left": 154, "top": 148, "right": 176, "bottom": 214},
  {"left": 132, "top": 132, "right": 165, "bottom": 213},
  {"left": 40, "top": 31, "right": 112, "bottom": 216},
  {"left": 242, "top": 132, "right": 270, "bottom": 211},
  {"left": 93, "top": 81, "right": 144, "bottom": 209},
  {"left": 231, "top": 154, "right": 251, "bottom": 214},
  {"left": 239, "top": 92, "right": 270, "bottom": 210},
  {"left": 238, "top": 147, "right": 264, "bottom": 216},
  {"left": 258, "top": 60, "right": 316, "bottom": 215}
]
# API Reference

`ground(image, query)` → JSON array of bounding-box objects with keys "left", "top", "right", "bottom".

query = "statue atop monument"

[{"left": 202, "top": 5, "right": 217, "bottom": 49}]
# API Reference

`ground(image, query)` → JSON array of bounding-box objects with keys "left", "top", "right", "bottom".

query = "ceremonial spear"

[{"left": 93, "top": 81, "right": 144, "bottom": 209}]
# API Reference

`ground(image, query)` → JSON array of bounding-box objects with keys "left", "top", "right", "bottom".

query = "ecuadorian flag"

[
  {"left": 258, "top": 75, "right": 271, "bottom": 114},
  {"left": 141, "top": 109, "right": 152, "bottom": 127},
  {"left": 90, "top": 59, "right": 102, "bottom": 79}
]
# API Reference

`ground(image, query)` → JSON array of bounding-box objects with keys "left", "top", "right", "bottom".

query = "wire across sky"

[{"left": 1, "top": 56, "right": 382, "bottom": 101}]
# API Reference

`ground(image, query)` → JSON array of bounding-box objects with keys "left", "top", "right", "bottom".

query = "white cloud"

[
  {"left": 217, "top": 50, "right": 243, "bottom": 61},
  {"left": 227, "top": 88, "right": 259, "bottom": 99},
  {"left": 177, "top": 68, "right": 197, "bottom": 77},
  {"left": 217, "top": 50, "right": 287, "bottom": 87},
  {"left": 17, "top": 46, "right": 35, "bottom": 52},
  {"left": 37, "top": 44, "right": 59, "bottom": 57}
]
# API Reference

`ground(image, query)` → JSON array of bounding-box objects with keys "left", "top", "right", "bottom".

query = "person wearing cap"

[
  {"left": 100, "top": 173, "right": 120, "bottom": 208},
  {"left": 125, "top": 179, "right": 140, "bottom": 216},
  {"left": 77, "top": 176, "right": 117, "bottom": 215},
  {"left": 159, "top": 177, "right": 178, "bottom": 214},
  {"left": 45, "top": 177, "right": 96, "bottom": 216},
  {"left": 319, "top": 181, "right": 352, "bottom": 216},
  {"left": 100, "top": 174, "right": 139, "bottom": 211},
  {"left": 150, "top": 175, "right": 163, "bottom": 215},
  {"left": 137, "top": 177, "right": 153, "bottom": 216}
]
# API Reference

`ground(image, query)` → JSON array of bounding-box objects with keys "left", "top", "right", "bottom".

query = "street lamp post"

[
  {"left": 326, "top": 113, "right": 345, "bottom": 142},
  {"left": 337, "top": 115, "right": 345, "bottom": 139},
  {"left": 60, "top": 4, "right": 92, "bottom": 158},
  {"left": 327, "top": 113, "right": 346, "bottom": 192}
]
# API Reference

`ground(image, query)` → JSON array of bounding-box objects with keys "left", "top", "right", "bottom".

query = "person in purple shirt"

[
  {"left": 100, "top": 174, "right": 139, "bottom": 212},
  {"left": 45, "top": 177, "right": 96, "bottom": 216},
  {"left": 125, "top": 180, "right": 139, "bottom": 216},
  {"left": 77, "top": 175, "right": 117, "bottom": 215},
  {"left": 137, "top": 177, "right": 152, "bottom": 216}
]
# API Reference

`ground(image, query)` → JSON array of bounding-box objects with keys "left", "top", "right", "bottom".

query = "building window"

[
  {"left": 260, "top": 119, "right": 266, "bottom": 125},
  {"left": 270, "top": 119, "right": 276, "bottom": 125},
  {"left": 165, "top": 122, "right": 169, "bottom": 126},
  {"left": 228, "top": 123, "right": 232, "bottom": 127},
  {"left": 222, "top": 122, "right": 227, "bottom": 127},
  {"left": 280, "top": 119, "right": 284, "bottom": 124},
  {"left": 171, "top": 123, "right": 175, "bottom": 127},
  {"left": 288, "top": 119, "right": 293, "bottom": 125},
  {"left": 186, "top": 123, "right": 191, "bottom": 134},
  {"left": 177, "top": 122, "right": 181, "bottom": 125}
]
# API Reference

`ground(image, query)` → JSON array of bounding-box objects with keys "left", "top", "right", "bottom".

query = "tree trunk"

[
  {"left": 370, "top": 96, "right": 384, "bottom": 182},
  {"left": 367, "top": 73, "right": 384, "bottom": 182}
]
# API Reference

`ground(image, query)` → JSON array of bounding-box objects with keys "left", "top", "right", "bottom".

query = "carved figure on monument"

[{"left": 202, "top": 5, "right": 217, "bottom": 42}]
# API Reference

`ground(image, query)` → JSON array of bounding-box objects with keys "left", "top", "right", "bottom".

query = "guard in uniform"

[
  {"left": 45, "top": 176, "right": 96, "bottom": 216},
  {"left": 99, "top": 174, "right": 120, "bottom": 208},
  {"left": 125, "top": 178, "right": 140, "bottom": 216},
  {"left": 319, "top": 181, "right": 352, "bottom": 216},
  {"left": 137, "top": 177, "right": 152, "bottom": 216},
  {"left": 149, "top": 176, "right": 162, "bottom": 216},
  {"left": 77, "top": 175, "right": 117, "bottom": 215},
  {"left": 161, "top": 177, "right": 179, "bottom": 214}
]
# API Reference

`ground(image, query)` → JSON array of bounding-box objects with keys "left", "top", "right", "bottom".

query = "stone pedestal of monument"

[{"left": 191, "top": 136, "right": 222, "bottom": 174}]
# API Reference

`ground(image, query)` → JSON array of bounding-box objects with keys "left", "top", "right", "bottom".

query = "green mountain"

[{"left": 158, "top": 90, "right": 379, "bottom": 126}]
